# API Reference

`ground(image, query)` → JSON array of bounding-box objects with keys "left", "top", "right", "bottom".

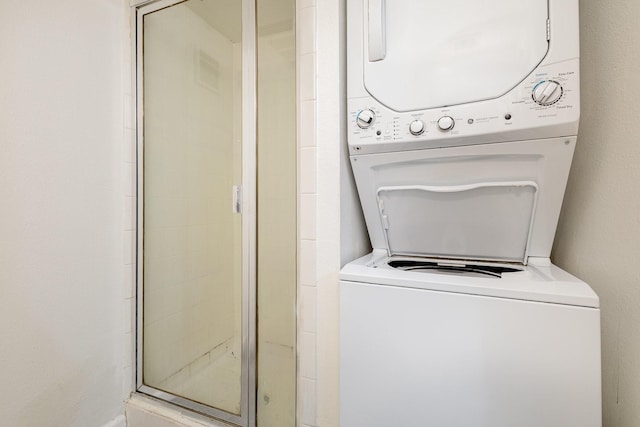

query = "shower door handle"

[
  {"left": 232, "top": 185, "right": 242, "bottom": 214},
  {"left": 368, "top": 0, "right": 386, "bottom": 62}
]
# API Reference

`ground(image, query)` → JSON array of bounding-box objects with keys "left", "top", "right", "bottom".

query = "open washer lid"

[
  {"left": 376, "top": 181, "right": 539, "bottom": 264},
  {"left": 364, "top": 0, "right": 549, "bottom": 111}
]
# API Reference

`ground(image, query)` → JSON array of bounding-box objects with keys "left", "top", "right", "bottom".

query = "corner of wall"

[{"left": 298, "top": 0, "right": 366, "bottom": 425}]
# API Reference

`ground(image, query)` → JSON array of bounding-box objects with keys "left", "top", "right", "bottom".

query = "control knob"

[
  {"left": 437, "top": 116, "right": 455, "bottom": 131},
  {"left": 532, "top": 80, "right": 563, "bottom": 106},
  {"left": 356, "top": 109, "right": 376, "bottom": 129},
  {"left": 409, "top": 120, "right": 425, "bottom": 135}
]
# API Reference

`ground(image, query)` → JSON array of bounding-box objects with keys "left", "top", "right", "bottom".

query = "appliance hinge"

[
  {"left": 232, "top": 185, "right": 242, "bottom": 213},
  {"left": 381, "top": 215, "right": 389, "bottom": 230},
  {"left": 546, "top": 18, "right": 551, "bottom": 41},
  {"left": 378, "top": 199, "right": 389, "bottom": 229}
]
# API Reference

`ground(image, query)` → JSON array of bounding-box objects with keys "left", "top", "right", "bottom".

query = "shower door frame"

[{"left": 133, "top": 0, "right": 257, "bottom": 426}]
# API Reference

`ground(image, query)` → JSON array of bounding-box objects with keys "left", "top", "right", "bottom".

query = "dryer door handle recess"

[{"left": 368, "top": 0, "right": 386, "bottom": 62}]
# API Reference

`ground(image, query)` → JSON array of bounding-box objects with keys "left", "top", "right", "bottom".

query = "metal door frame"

[{"left": 133, "top": 1, "right": 257, "bottom": 425}]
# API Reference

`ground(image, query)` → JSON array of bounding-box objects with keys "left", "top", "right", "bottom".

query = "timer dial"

[
  {"left": 409, "top": 120, "right": 425, "bottom": 135},
  {"left": 356, "top": 109, "right": 376, "bottom": 129},
  {"left": 437, "top": 116, "right": 455, "bottom": 131},
  {"left": 532, "top": 80, "right": 563, "bottom": 106}
]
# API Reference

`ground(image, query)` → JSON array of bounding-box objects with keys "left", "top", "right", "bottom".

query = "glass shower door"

[{"left": 136, "top": 0, "right": 253, "bottom": 424}]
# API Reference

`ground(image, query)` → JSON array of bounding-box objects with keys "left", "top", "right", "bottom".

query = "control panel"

[{"left": 348, "top": 59, "right": 579, "bottom": 154}]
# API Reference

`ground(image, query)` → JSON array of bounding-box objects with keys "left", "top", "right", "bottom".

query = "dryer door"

[{"left": 363, "top": 0, "right": 549, "bottom": 112}]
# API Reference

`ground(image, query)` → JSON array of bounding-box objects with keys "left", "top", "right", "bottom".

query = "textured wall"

[
  {"left": 553, "top": 1, "right": 640, "bottom": 426},
  {"left": 0, "top": 1, "right": 127, "bottom": 426}
]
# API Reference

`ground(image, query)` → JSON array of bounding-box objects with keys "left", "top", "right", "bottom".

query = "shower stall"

[{"left": 134, "top": 0, "right": 296, "bottom": 425}]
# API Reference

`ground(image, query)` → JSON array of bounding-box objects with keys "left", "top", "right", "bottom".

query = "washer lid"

[
  {"left": 376, "top": 182, "right": 539, "bottom": 264},
  {"left": 363, "top": 0, "right": 549, "bottom": 112}
]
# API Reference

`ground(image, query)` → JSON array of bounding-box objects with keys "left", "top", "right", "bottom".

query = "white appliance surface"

[
  {"left": 352, "top": 137, "right": 576, "bottom": 262},
  {"left": 348, "top": 0, "right": 580, "bottom": 152},
  {"left": 340, "top": 272, "right": 602, "bottom": 427},
  {"left": 364, "top": 0, "right": 549, "bottom": 112},
  {"left": 377, "top": 181, "right": 539, "bottom": 263},
  {"left": 341, "top": 251, "right": 599, "bottom": 308}
]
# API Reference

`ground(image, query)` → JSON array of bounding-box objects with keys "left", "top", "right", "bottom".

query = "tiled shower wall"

[
  {"left": 123, "top": 0, "right": 137, "bottom": 406},
  {"left": 297, "top": 0, "right": 344, "bottom": 426},
  {"left": 297, "top": 0, "right": 319, "bottom": 424}
]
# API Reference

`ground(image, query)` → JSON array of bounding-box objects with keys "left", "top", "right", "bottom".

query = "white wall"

[
  {"left": 553, "top": 1, "right": 640, "bottom": 426},
  {"left": 0, "top": 1, "right": 128, "bottom": 426}
]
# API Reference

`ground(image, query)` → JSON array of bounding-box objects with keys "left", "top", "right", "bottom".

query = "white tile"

[
  {"left": 299, "top": 239, "right": 317, "bottom": 286},
  {"left": 124, "top": 299, "right": 134, "bottom": 334},
  {"left": 300, "top": 284, "right": 317, "bottom": 331},
  {"left": 300, "top": 148, "right": 317, "bottom": 194},
  {"left": 299, "top": 100, "right": 316, "bottom": 148},
  {"left": 124, "top": 196, "right": 136, "bottom": 231},
  {"left": 123, "top": 331, "right": 134, "bottom": 367},
  {"left": 300, "top": 332, "right": 317, "bottom": 380},
  {"left": 123, "top": 263, "right": 136, "bottom": 300},
  {"left": 124, "top": 162, "right": 136, "bottom": 197},
  {"left": 124, "top": 230, "right": 135, "bottom": 266},
  {"left": 122, "top": 365, "right": 134, "bottom": 402},
  {"left": 299, "top": 53, "right": 316, "bottom": 101},
  {"left": 298, "top": 0, "right": 315, "bottom": 9},
  {"left": 123, "top": 128, "right": 136, "bottom": 164},
  {"left": 125, "top": 405, "right": 177, "bottom": 427},
  {"left": 298, "top": 7, "right": 316, "bottom": 55},
  {"left": 122, "top": 59, "right": 133, "bottom": 95},
  {"left": 300, "top": 194, "right": 316, "bottom": 240},
  {"left": 124, "top": 94, "right": 135, "bottom": 130},
  {"left": 300, "top": 378, "right": 317, "bottom": 426}
]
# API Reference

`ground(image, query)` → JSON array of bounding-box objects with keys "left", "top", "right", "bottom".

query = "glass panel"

[
  {"left": 142, "top": 0, "right": 243, "bottom": 415},
  {"left": 256, "top": 0, "right": 296, "bottom": 425}
]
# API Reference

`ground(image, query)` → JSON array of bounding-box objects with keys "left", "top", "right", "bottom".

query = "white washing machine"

[{"left": 341, "top": 0, "right": 602, "bottom": 426}]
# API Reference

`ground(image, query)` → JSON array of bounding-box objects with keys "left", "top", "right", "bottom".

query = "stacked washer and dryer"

[{"left": 340, "top": 0, "right": 602, "bottom": 426}]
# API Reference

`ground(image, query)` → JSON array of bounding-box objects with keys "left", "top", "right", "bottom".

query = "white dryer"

[{"left": 341, "top": 0, "right": 602, "bottom": 426}]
